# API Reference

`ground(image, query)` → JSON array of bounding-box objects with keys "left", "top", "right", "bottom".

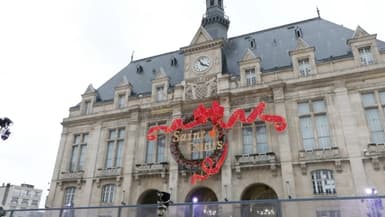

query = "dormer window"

[
  {"left": 156, "top": 86, "right": 166, "bottom": 102},
  {"left": 136, "top": 64, "right": 143, "bottom": 73},
  {"left": 249, "top": 39, "right": 256, "bottom": 49},
  {"left": 298, "top": 58, "right": 311, "bottom": 76},
  {"left": 84, "top": 101, "right": 92, "bottom": 115},
  {"left": 170, "top": 57, "right": 178, "bottom": 66},
  {"left": 295, "top": 27, "right": 303, "bottom": 38},
  {"left": 118, "top": 94, "right": 126, "bottom": 109},
  {"left": 245, "top": 68, "right": 257, "bottom": 86},
  {"left": 359, "top": 46, "right": 374, "bottom": 65}
]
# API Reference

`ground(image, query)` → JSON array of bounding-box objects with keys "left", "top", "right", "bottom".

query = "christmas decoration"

[{"left": 147, "top": 101, "right": 286, "bottom": 183}]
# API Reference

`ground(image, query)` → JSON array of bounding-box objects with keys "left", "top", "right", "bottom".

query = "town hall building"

[{"left": 46, "top": 1, "right": 385, "bottom": 216}]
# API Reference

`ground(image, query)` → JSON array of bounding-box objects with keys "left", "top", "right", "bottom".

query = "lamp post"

[
  {"left": 0, "top": 117, "right": 12, "bottom": 141},
  {"left": 365, "top": 188, "right": 383, "bottom": 217},
  {"left": 157, "top": 191, "right": 171, "bottom": 217}
]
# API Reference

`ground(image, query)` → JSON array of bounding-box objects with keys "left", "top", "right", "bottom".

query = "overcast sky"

[{"left": 1, "top": 0, "right": 384, "bottom": 208}]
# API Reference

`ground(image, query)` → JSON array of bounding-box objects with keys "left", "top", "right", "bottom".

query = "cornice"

[
  {"left": 181, "top": 39, "right": 224, "bottom": 55},
  {"left": 347, "top": 34, "right": 377, "bottom": 45},
  {"left": 63, "top": 107, "right": 140, "bottom": 127}
]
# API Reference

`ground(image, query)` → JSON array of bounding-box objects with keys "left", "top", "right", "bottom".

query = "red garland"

[
  {"left": 147, "top": 101, "right": 287, "bottom": 183},
  {"left": 190, "top": 143, "right": 228, "bottom": 184}
]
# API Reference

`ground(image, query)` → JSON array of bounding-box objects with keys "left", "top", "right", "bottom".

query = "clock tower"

[
  {"left": 202, "top": 0, "right": 230, "bottom": 39},
  {"left": 178, "top": 0, "right": 230, "bottom": 100}
]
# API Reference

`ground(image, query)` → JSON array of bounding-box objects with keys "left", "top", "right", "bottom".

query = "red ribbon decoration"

[
  {"left": 191, "top": 144, "right": 229, "bottom": 184},
  {"left": 147, "top": 101, "right": 287, "bottom": 183}
]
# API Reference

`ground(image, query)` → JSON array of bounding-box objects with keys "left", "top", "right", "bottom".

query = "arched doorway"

[
  {"left": 137, "top": 189, "right": 159, "bottom": 217},
  {"left": 240, "top": 183, "right": 279, "bottom": 217},
  {"left": 185, "top": 187, "right": 218, "bottom": 217}
]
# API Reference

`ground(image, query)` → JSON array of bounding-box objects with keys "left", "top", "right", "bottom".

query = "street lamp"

[
  {"left": 192, "top": 197, "right": 198, "bottom": 217},
  {"left": 365, "top": 188, "right": 383, "bottom": 217},
  {"left": 0, "top": 117, "right": 12, "bottom": 141},
  {"left": 157, "top": 191, "right": 171, "bottom": 217}
]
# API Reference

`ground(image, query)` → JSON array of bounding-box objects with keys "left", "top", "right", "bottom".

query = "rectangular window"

[
  {"left": 156, "top": 134, "right": 166, "bottom": 163},
  {"left": 242, "top": 125, "right": 253, "bottom": 154},
  {"left": 298, "top": 100, "right": 332, "bottom": 151},
  {"left": 21, "top": 198, "right": 29, "bottom": 208},
  {"left": 64, "top": 187, "right": 76, "bottom": 206},
  {"left": 312, "top": 170, "right": 336, "bottom": 195},
  {"left": 316, "top": 210, "right": 341, "bottom": 217},
  {"left": 31, "top": 200, "right": 39, "bottom": 207},
  {"left": 146, "top": 122, "right": 166, "bottom": 163},
  {"left": 245, "top": 68, "right": 257, "bottom": 86},
  {"left": 156, "top": 86, "right": 165, "bottom": 102},
  {"left": 84, "top": 101, "right": 92, "bottom": 115},
  {"left": 11, "top": 197, "right": 18, "bottom": 203},
  {"left": 255, "top": 124, "right": 268, "bottom": 154},
  {"left": 105, "top": 128, "right": 125, "bottom": 168},
  {"left": 70, "top": 134, "right": 88, "bottom": 172},
  {"left": 191, "top": 128, "right": 215, "bottom": 160},
  {"left": 359, "top": 46, "right": 374, "bottom": 65},
  {"left": 101, "top": 184, "right": 115, "bottom": 204},
  {"left": 242, "top": 122, "right": 268, "bottom": 154},
  {"left": 298, "top": 58, "right": 311, "bottom": 76},
  {"left": 118, "top": 94, "right": 126, "bottom": 108},
  {"left": 146, "top": 140, "right": 156, "bottom": 163},
  {"left": 362, "top": 91, "right": 385, "bottom": 144}
]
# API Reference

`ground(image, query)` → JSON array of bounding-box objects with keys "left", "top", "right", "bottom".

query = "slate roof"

[{"left": 96, "top": 17, "right": 385, "bottom": 102}]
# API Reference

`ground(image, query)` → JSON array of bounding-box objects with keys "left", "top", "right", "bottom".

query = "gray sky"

[{"left": 1, "top": 0, "right": 384, "bottom": 207}]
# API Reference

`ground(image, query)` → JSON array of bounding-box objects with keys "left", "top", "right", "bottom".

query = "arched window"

[
  {"left": 249, "top": 39, "right": 256, "bottom": 49},
  {"left": 170, "top": 57, "right": 178, "bottom": 66},
  {"left": 295, "top": 27, "right": 303, "bottom": 38}
]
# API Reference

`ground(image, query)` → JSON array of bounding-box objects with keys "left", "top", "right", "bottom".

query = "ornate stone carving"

[{"left": 185, "top": 75, "right": 217, "bottom": 100}]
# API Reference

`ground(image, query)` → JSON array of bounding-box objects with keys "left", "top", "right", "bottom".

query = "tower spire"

[{"left": 201, "top": 0, "right": 230, "bottom": 39}]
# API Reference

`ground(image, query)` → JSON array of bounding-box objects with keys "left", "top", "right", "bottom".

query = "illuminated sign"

[{"left": 147, "top": 101, "right": 286, "bottom": 184}]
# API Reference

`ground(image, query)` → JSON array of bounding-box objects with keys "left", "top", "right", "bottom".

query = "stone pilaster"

[
  {"left": 46, "top": 128, "right": 69, "bottom": 208},
  {"left": 83, "top": 124, "right": 102, "bottom": 206},
  {"left": 271, "top": 83, "right": 296, "bottom": 199},
  {"left": 334, "top": 83, "right": 368, "bottom": 195},
  {"left": 168, "top": 102, "right": 182, "bottom": 203}
]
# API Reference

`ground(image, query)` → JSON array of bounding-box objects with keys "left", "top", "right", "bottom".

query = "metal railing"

[{"left": 3, "top": 196, "right": 384, "bottom": 217}]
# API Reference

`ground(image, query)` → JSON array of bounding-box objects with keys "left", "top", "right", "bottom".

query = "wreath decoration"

[
  {"left": 147, "top": 101, "right": 286, "bottom": 184},
  {"left": 169, "top": 116, "right": 227, "bottom": 183}
]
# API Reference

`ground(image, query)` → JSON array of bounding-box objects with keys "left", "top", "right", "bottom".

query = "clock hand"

[{"left": 199, "top": 59, "right": 209, "bottom": 67}]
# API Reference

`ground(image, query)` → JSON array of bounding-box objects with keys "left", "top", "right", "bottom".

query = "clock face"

[{"left": 193, "top": 56, "right": 211, "bottom": 72}]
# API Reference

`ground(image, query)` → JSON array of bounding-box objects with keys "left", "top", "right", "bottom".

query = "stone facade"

[{"left": 47, "top": 1, "right": 385, "bottom": 217}]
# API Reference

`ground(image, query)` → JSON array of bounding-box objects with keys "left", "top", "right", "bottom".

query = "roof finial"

[
  {"left": 130, "top": 51, "right": 135, "bottom": 62},
  {"left": 316, "top": 6, "right": 321, "bottom": 18}
]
